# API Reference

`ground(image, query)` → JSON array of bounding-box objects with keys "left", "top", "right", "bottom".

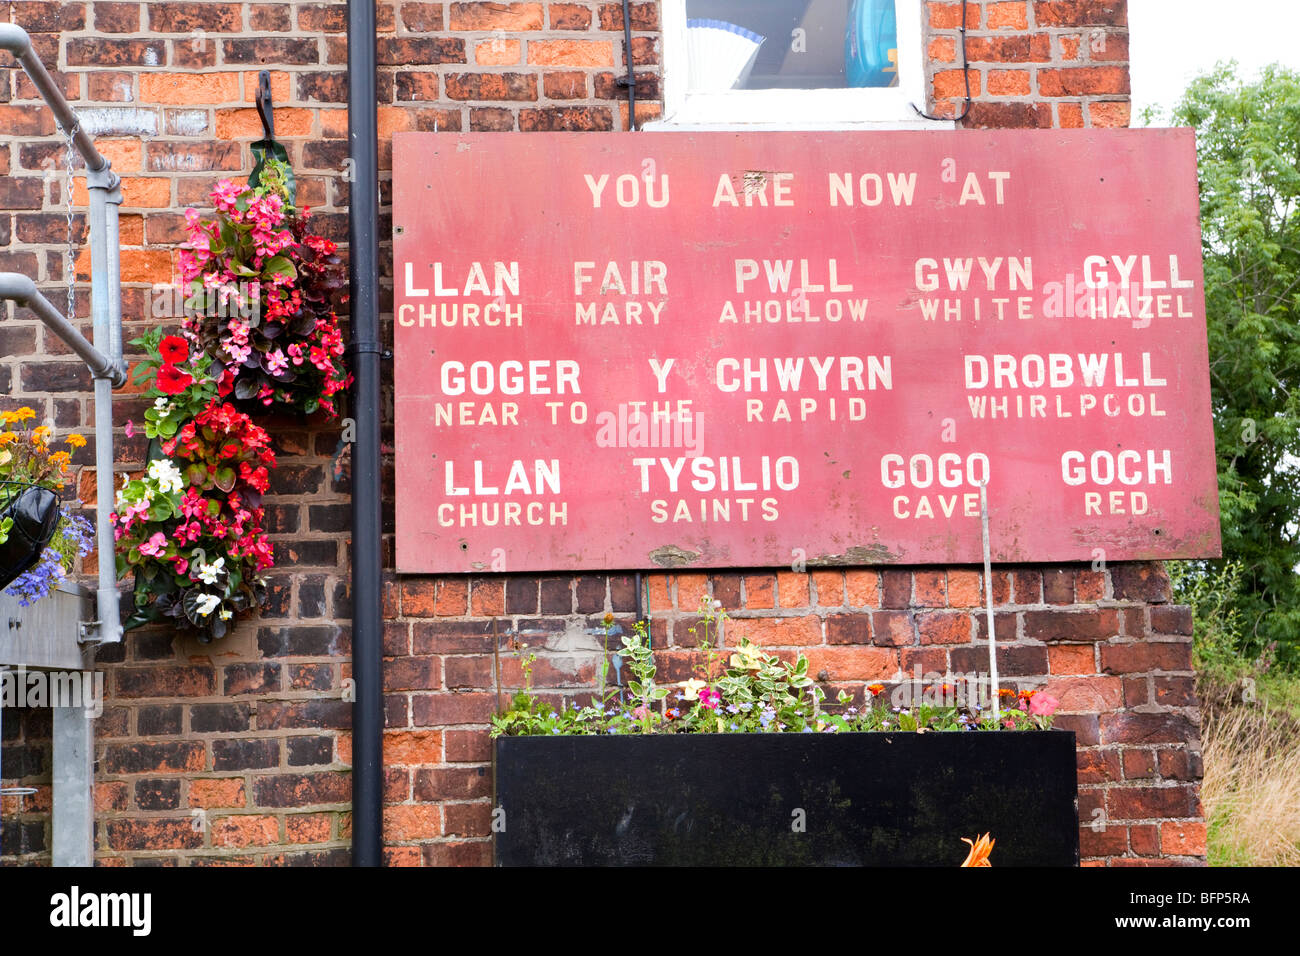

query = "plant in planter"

[
  {"left": 177, "top": 159, "right": 351, "bottom": 419},
  {"left": 0, "top": 408, "right": 89, "bottom": 594},
  {"left": 492, "top": 597, "right": 1078, "bottom": 866}
]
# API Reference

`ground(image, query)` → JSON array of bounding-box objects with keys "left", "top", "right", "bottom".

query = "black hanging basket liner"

[{"left": 0, "top": 482, "right": 62, "bottom": 590}]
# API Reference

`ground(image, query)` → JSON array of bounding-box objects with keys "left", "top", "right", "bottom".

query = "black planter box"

[{"left": 494, "top": 731, "right": 1079, "bottom": 866}]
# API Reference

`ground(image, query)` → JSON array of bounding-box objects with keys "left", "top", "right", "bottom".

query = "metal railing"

[{"left": 0, "top": 22, "right": 125, "bottom": 652}]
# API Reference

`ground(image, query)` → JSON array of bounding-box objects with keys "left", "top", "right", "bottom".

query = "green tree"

[{"left": 1165, "top": 63, "right": 1300, "bottom": 664}]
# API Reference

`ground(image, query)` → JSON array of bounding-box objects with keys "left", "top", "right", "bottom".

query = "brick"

[
  {"left": 287, "top": 736, "right": 335, "bottom": 767},
  {"left": 598, "top": 1, "right": 657, "bottom": 30},
  {"left": 505, "top": 577, "right": 540, "bottom": 613},
  {"left": 986, "top": 1, "right": 1029, "bottom": 28},
  {"left": 189, "top": 778, "right": 246, "bottom": 808},
  {"left": 527, "top": 39, "right": 614, "bottom": 67},
  {"left": 149, "top": 3, "right": 242, "bottom": 31},
  {"left": 1076, "top": 748, "right": 1121, "bottom": 784},
  {"left": 1033, "top": 1, "right": 1127, "bottom": 27},
  {"left": 827, "top": 614, "right": 872, "bottom": 645},
  {"left": 881, "top": 570, "right": 910, "bottom": 608},
  {"left": 1153, "top": 676, "right": 1196, "bottom": 707},
  {"left": 1058, "top": 102, "right": 1085, "bottom": 128},
  {"left": 146, "top": 141, "right": 242, "bottom": 172},
  {"left": 95, "top": 782, "right": 129, "bottom": 812},
  {"left": 445, "top": 729, "right": 492, "bottom": 763},
  {"left": 1157, "top": 748, "right": 1198, "bottom": 781},
  {"left": 743, "top": 575, "right": 775, "bottom": 609},
  {"left": 105, "top": 819, "right": 203, "bottom": 851},
  {"left": 1023, "top": 608, "right": 1119, "bottom": 642},
  {"left": 964, "top": 101, "right": 1052, "bottom": 129},
  {"left": 776, "top": 572, "right": 809, "bottom": 608},
  {"left": 139, "top": 72, "right": 240, "bottom": 104},
  {"left": 1149, "top": 605, "right": 1192, "bottom": 635},
  {"left": 449, "top": 2, "right": 544, "bottom": 30},
  {"left": 462, "top": 580, "right": 503, "bottom": 616},
  {"left": 913, "top": 571, "right": 946, "bottom": 607},
  {"left": 1044, "top": 675, "right": 1123, "bottom": 710},
  {"left": 1048, "top": 644, "right": 1095, "bottom": 674},
  {"left": 444, "top": 801, "right": 492, "bottom": 837},
  {"left": 250, "top": 4, "right": 292, "bottom": 30},
  {"left": 933, "top": 70, "right": 981, "bottom": 99},
  {"left": 927, "top": 2, "right": 981, "bottom": 30},
  {"left": 1160, "top": 820, "right": 1206, "bottom": 856},
  {"left": 1089, "top": 101, "right": 1131, "bottom": 128},
  {"left": 103, "top": 742, "right": 205, "bottom": 774},
  {"left": 222, "top": 38, "right": 320, "bottom": 65},
  {"left": 1123, "top": 748, "right": 1156, "bottom": 779},
  {"left": 252, "top": 773, "right": 351, "bottom": 808},
  {"left": 945, "top": 570, "right": 980, "bottom": 607},
  {"left": 1056, "top": 713, "right": 1100, "bottom": 746},
  {"left": 1100, "top": 713, "right": 1198, "bottom": 746},
  {"left": 1099, "top": 640, "right": 1191, "bottom": 674},
  {"left": 384, "top": 730, "right": 443, "bottom": 765},
  {"left": 400, "top": 3, "right": 444, "bottom": 30},
  {"left": 1107, "top": 785, "right": 1197, "bottom": 821},
  {"left": 1129, "top": 823, "right": 1160, "bottom": 856},
  {"left": 215, "top": 107, "right": 314, "bottom": 139},
  {"left": 918, "top": 611, "right": 972, "bottom": 645},
  {"left": 1079, "top": 822, "right": 1128, "bottom": 857},
  {"left": 378, "top": 38, "right": 467, "bottom": 65},
  {"left": 189, "top": 703, "right": 251, "bottom": 733},
  {"left": 411, "top": 692, "right": 496, "bottom": 726},
  {"left": 812, "top": 570, "right": 844, "bottom": 606},
  {"left": 1039, "top": 67, "right": 1130, "bottom": 97},
  {"left": 414, "top": 767, "right": 492, "bottom": 801},
  {"left": 67, "top": 38, "right": 167, "bottom": 66},
  {"left": 211, "top": 738, "right": 279, "bottom": 771},
  {"left": 135, "top": 778, "right": 182, "bottom": 810},
  {"left": 987, "top": 70, "right": 1031, "bottom": 96},
  {"left": 726, "top": 615, "right": 821, "bottom": 647},
  {"left": 805, "top": 646, "right": 897, "bottom": 682},
  {"left": 213, "top": 815, "right": 281, "bottom": 848},
  {"left": 950, "top": 644, "right": 1047, "bottom": 677},
  {"left": 477, "top": 38, "right": 522, "bottom": 65},
  {"left": 423, "top": 840, "right": 492, "bottom": 867},
  {"left": 843, "top": 570, "right": 879, "bottom": 607}
]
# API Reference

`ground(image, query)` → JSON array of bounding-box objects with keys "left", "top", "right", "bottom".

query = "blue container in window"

[{"left": 845, "top": 0, "right": 898, "bottom": 88}]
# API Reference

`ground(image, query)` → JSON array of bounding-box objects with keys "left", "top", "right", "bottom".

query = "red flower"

[
  {"left": 155, "top": 363, "right": 194, "bottom": 395},
  {"left": 159, "top": 335, "right": 189, "bottom": 364},
  {"left": 217, "top": 369, "right": 236, "bottom": 397}
]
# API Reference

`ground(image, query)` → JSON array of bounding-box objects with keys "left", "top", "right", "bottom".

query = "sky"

[{"left": 1130, "top": 0, "right": 1300, "bottom": 122}]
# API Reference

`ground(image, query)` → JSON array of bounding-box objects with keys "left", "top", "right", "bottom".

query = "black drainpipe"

[{"left": 346, "top": 0, "right": 383, "bottom": 867}]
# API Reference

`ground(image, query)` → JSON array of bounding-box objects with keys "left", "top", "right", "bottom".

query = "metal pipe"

[
  {"left": 0, "top": 274, "right": 118, "bottom": 384},
  {"left": 104, "top": 195, "right": 123, "bottom": 366},
  {"left": 620, "top": 0, "right": 637, "bottom": 130},
  {"left": 346, "top": 0, "right": 384, "bottom": 868},
  {"left": 0, "top": 24, "right": 109, "bottom": 175},
  {"left": 88, "top": 176, "right": 122, "bottom": 645}
]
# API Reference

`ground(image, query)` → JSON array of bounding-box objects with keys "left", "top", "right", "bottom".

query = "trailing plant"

[{"left": 177, "top": 159, "right": 351, "bottom": 419}]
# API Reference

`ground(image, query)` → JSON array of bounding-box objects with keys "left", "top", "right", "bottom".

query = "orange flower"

[
  {"left": 65, "top": 433, "right": 87, "bottom": 449},
  {"left": 960, "top": 833, "right": 994, "bottom": 867},
  {"left": 867, "top": 683, "right": 885, "bottom": 696},
  {"left": 997, "top": 688, "right": 1015, "bottom": 699}
]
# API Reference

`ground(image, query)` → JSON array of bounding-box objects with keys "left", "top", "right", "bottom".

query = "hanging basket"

[{"left": 0, "top": 481, "right": 61, "bottom": 590}]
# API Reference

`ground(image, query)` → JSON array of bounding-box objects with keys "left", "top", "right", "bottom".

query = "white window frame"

[{"left": 645, "top": 0, "right": 953, "bottom": 130}]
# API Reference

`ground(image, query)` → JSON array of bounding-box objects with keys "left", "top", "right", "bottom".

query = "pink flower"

[
  {"left": 124, "top": 420, "right": 134, "bottom": 437},
  {"left": 699, "top": 687, "right": 721, "bottom": 710},
  {"left": 631, "top": 706, "right": 648, "bottom": 720},
  {"left": 1028, "top": 693, "right": 1060, "bottom": 717},
  {"left": 138, "top": 532, "right": 167, "bottom": 558}
]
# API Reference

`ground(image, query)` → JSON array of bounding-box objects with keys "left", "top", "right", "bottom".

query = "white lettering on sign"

[
  {"left": 1060, "top": 449, "right": 1173, "bottom": 486},
  {"left": 438, "top": 360, "right": 581, "bottom": 396}
]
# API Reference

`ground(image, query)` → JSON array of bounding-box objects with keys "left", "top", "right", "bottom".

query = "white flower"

[
  {"left": 219, "top": 609, "right": 232, "bottom": 621},
  {"left": 194, "top": 593, "right": 221, "bottom": 617},
  {"left": 153, "top": 397, "right": 172, "bottom": 411},
  {"left": 147, "top": 458, "right": 183, "bottom": 495},
  {"left": 196, "top": 557, "right": 225, "bottom": 586}
]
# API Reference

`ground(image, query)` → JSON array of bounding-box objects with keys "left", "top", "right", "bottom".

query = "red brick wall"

[{"left": 1, "top": 0, "right": 1206, "bottom": 867}]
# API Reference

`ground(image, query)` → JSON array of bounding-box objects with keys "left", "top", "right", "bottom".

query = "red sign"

[{"left": 392, "top": 130, "right": 1221, "bottom": 573}]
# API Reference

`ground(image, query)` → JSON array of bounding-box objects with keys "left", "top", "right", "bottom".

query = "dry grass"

[{"left": 1201, "top": 686, "right": 1300, "bottom": 866}]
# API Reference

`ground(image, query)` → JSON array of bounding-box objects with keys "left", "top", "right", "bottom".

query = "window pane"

[{"left": 685, "top": 0, "right": 898, "bottom": 91}]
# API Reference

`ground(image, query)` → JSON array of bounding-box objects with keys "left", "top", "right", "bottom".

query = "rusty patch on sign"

[{"left": 648, "top": 545, "right": 701, "bottom": 568}]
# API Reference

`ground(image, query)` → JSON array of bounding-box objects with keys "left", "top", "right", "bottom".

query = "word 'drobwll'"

[{"left": 391, "top": 131, "right": 1220, "bottom": 573}]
